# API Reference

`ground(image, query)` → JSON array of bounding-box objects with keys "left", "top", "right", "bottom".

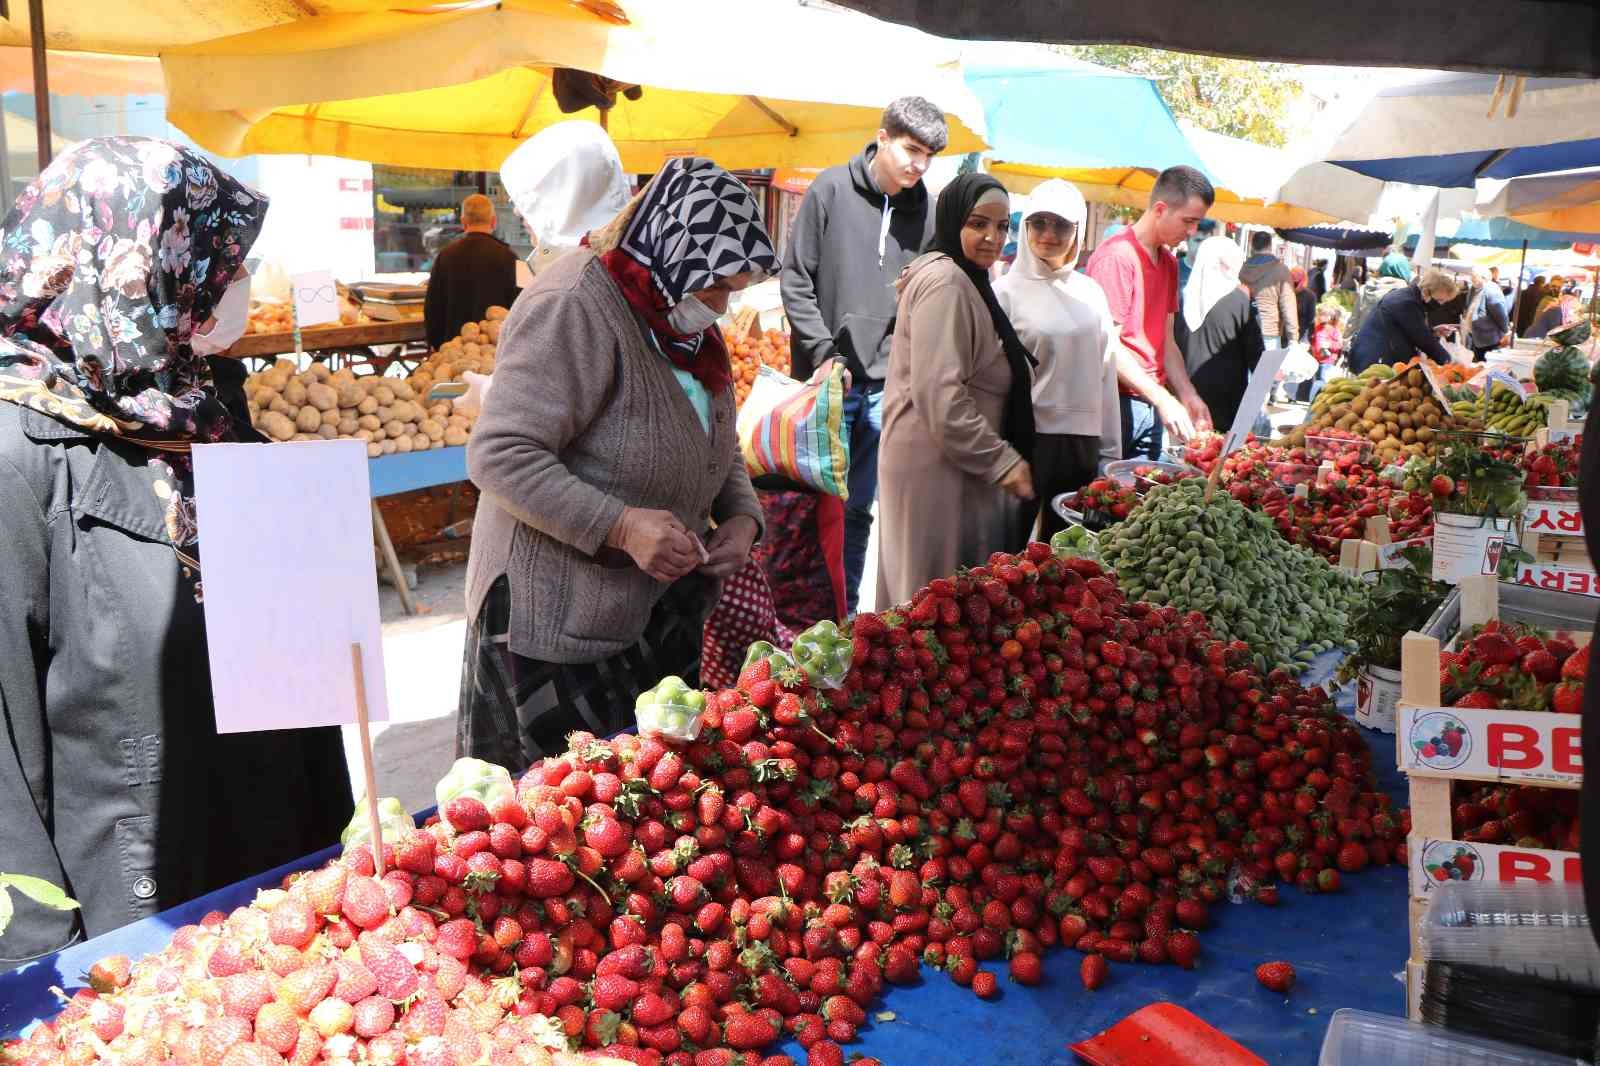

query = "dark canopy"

[
  {"left": 1276, "top": 226, "right": 1393, "bottom": 253},
  {"left": 828, "top": 0, "right": 1600, "bottom": 78}
]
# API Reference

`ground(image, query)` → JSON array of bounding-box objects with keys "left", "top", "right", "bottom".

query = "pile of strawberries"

[
  {"left": 5, "top": 550, "right": 1406, "bottom": 1066},
  {"left": 1453, "top": 783, "right": 1581, "bottom": 852},
  {"left": 1069, "top": 477, "right": 1137, "bottom": 528},
  {"left": 1182, "top": 437, "right": 1434, "bottom": 563},
  {"left": 1522, "top": 440, "right": 1582, "bottom": 489},
  {"left": 1441, "top": 620, "right": 1589, "bottom": 713}
]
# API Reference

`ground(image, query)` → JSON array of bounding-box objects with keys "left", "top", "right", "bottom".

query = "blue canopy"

[
  {"left": 1335, "top": 140, "right": 1600, "bottom": 189},
  {"left": 1276, "top": 225, "right": 1393, "bottom": 252},
  {"left": 965, "top": 61, "right": 1209, "bottom": 175},
  {"left": 1401, "top": 216, "right": 1591, "bottom": 251}
]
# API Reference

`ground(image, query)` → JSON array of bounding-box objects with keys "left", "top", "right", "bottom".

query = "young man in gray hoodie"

[{"left": 781, "top": 96, "right": 948, "bottom": 613}]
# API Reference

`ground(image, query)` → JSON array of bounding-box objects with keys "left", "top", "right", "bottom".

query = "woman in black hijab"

[{"left": 875, "top": 173, "right": 1038, "bottom": 606}]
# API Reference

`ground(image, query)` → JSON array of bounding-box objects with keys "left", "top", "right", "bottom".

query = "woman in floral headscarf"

[{"left": 0, "top": 138, "right": 350, "bottom": 969}]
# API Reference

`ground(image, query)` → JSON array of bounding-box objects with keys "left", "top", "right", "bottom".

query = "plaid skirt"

[{"left": 456, "top": 574, "right": 713, "bottom": 773}]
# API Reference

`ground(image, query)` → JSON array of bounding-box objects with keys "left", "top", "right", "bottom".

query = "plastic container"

[
  {"left": 1422, "top": 578, "right": 1598, "bottom": 646},
  {"left": 1318, "top": 1008, "right": 1578, "bottom": 1065},
  {"left": 1264, "top": 461, "right": 1321, "bottom": 489},
  {"left": 1354, "top": 662, "right": 1401, "bottom": 733},
  {"left": 1104, "top": 458, "right": 1199, "bottom": 495},
  {"left": 1417, "top": 881, "right": 1600, "bottom": 991}
]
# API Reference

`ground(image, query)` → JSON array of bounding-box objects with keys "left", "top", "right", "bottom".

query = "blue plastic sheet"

[{"left": 0, "top": 652, "right": 1409, "bottom": 1064}]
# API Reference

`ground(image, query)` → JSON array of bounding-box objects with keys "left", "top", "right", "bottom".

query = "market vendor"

[
  {"left": 459, "top": 157, "right": 772, "bottom": 770},
  {"left": 0, "top": 138, "right": 351, "bottom": 970},
  {"left": 1346, "top": 268, "right": 1460, "bottom": 372},
  {"left": 423, "top": 193, "right": 521, "bottom": 351}
]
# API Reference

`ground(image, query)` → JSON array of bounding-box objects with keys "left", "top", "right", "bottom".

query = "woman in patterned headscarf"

[
  {"left": 459, "top": 157, "right": 774, "bottom": 769},
  {"left": 0, "top": 138, "right": 351, "bottom": 969}
]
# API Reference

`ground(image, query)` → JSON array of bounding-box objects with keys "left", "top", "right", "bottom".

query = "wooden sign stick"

[
  {"left": 351, "top": 642, "right": 386, "bottom": 877},
  {"left": 1203, "top": 453, "right": 1225, "bottom": 503}
]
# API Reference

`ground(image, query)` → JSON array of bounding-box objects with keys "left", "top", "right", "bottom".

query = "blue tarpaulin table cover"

[{"left": 0, "top": 652, "right": 1409, "bottom": 1064}]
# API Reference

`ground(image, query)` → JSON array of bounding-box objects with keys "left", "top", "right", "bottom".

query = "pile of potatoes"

[
  {"left": 1282, "top": 363, "right": 1449, "bottom": 465},
  {"left": 246, "top": 362, "right": 469, "bottom": 457},
  {"left": 405, "top": 306, "right": 507, "bottom": 399}
]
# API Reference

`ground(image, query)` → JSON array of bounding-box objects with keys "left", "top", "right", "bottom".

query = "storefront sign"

[
  {"left": 1409, "top": 835, "right": 1580, "bottom": 898},
  {"left": 1513, "top": 562, "right": 1600, "bottom": 598},
  {"left": 1398, "top": 705, "right": 1582, "bottom": 787}
]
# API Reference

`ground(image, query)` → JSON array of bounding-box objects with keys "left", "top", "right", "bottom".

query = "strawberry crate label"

[
  {"left": 1548, "top": 427, "right": 1581, "bottom": 446},
  {"left": 1398, "top": 705, "right": 1582, "bottom": 787},
  {"left": 1513, "top": 562, "right": 1600, "bottom": 599},
  {"left": 1523, "top": 500, "right": 1584, "bottom": 539},
  {"left": 1408, "top": 835, "right": 1581, "bottom": 898}
]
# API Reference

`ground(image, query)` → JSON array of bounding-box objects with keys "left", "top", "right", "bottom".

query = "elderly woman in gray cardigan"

[{"left": 459, "top": 158, "right": 774, "bottom": 769}]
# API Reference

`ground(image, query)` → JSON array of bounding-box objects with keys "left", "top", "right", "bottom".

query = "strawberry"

[
  {"left": 1552, "top": 681, "right": 1584, "bottom": 714},
  {"left": 436, "top": 917, "right": 479, "bottom": 960},
  {"left": 85, "top": 954, "right": 132, "bottom": 993},
  {"left": 254, "top": 1002, "right": 301, "bottom": 1055},
  {"left": 1454, "top": 691, "right": 1499, "bottom": 710},
  {"left": 198, "top": 1017, "right": 253, "bottom": 1066},
  {"left": 218, "top": 1045, "right": 286, "bottom": 1066},
  {"left": 443, "top": 796, "right": 491, "bottom": 832},
  {"left": 352, "top": 995, "right": 397, "bottom": 1037},
  {"left": 678, "top": 1005, "right": 714, "bottom": 1045},
  {"left": 341, "top": 876, "right": 390, "bottom": 929},
  {"left": 1079, "top": 954, "right": 1108, "bottom": 991},
  {"left": 525, "top": 858, "right": 576, "bottom": 898},
  {"left": 1255, "top": 960, "right": 1295, "bottom": 993},
  {"left": 808, "top": 1041, "right": 846, "bottom": 1066},
  {"left": 220, "top": 972, "right": 275, "bottom": 1019},
  {"left": 724, "top": 1011, "right": 781, "bottom": 1050},
  {"left": 359, "top": 937, "right": 419, "bottom": 1001},
  {"left": 1166, "top": 931, "right": 1200, "bottom": 970},
  {"left": 268, "top": 899, "right": 317, "bottom": 949},
  {"left": 972, "top": 970, "right": 999, "bottom": 998},
  {"left": 309, "top": 998, "right": 355, "bottom": 1038},
  {"left": 1008, "top": 952, "right": 1041, "bottom": 986},
  {"left": 333, "top": 959, "right": 379, "bottom": 1003},
  {"left": 1562, "top": 643, "right": 1590, "bottom": 681},
  {"left": 593, "top": 973, "right": 641, "bottom": 1012}
]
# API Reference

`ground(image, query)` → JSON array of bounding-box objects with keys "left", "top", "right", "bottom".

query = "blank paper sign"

[
  {"left": 192, "top": 440, "right": 388, "bottom": 733},
  {"left": 1221, "top": 346, "right": 1290, "bottom": 458},
  {"left": 290, "top": 269, "right": 339, "bottom": 328}
]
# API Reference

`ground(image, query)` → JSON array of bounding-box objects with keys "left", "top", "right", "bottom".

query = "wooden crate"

[
  {"left": 1532, "top": 398, "right": 1584, "bottom": 448},
  {"left": 1396, "top": 575, "right": 1586, "bottom": 1017}
]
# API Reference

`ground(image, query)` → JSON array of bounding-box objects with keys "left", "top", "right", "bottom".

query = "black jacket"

[
  {"left": 1347, "top": 284, "right": 1452, "bottom": 373},
  {"left": 1181, "top": 288, "right": 1265, "bottom": 432},
  {"left": 0, "top": 402, "right": 350, "bottom": 970},
  {"left": 1581, "top": 399, "right": 1600, "bottom": 946},
  {"left": 424, "top": 232, "right": 521, "bottom": 350},
  {"left": 780, "top": 144, "right": 934, "bottom": 383}
]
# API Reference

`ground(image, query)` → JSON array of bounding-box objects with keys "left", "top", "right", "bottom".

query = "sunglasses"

[{"left": 1026, "top": 216, "right": 1076, "bottom": 237}]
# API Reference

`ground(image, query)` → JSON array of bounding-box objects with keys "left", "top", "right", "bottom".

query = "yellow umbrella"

[
  {"left": 990, "top": 163, "right": 1337, "bottom": 229},
  {"left": 0, "top": 0, "right": 390, "bottom": 55},
  {"left": 159, "top": 0, "right": 987, "bottom": 172},
  {"left": 0, "top": 48, "right": 163, "bottom": 95}
]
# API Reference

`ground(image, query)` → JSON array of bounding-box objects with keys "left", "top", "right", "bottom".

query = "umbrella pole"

[
  {"left": 27, "top": 0, "right": 50, "bottom": 169},
  {"left": 1509, "top": 239, "right": 1528, "bottom": 336}
]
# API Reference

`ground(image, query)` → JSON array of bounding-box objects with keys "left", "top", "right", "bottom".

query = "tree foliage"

[{"left": 1059, "top": 46, "right": 1304, "bottom": 147}]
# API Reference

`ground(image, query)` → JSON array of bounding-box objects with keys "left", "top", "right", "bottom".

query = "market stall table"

[
  {"left": 0, "top": 653, "right": 1411, "bottom": 1064},
  {"left": 225, "top": 319, "right": 427, "bottom": 375},
  {"left": 368, "top": 447, "right": 470, "bottom": 616}
]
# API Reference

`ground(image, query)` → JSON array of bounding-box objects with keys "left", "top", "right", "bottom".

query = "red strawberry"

[
  {"left": 972, "top": 970, "right": 999, "bottom": 998},
  {"left": 86, "top": 954, "right": 132, "bottom": 993},
  {"left": 333, "top": 960, "right": 378, "bottom": 1003},
  {"left": 435, "top": 918, "right": 478, "bottom": 960},
  {"left": 359, "top": 937, "right": 419, "bottom": 1001},
  {"left": 268, "top": 899, "right": 317, "bottom": 949},
  {"left": 1552, "top": 681, "right": 1584, "bottom": 714},
  {"left": 1166, "top": 931, "right": 1200, "bottom": 970},
  {"left": 724, "top": 1011, "right": 781, "bottom": 1051},
  {"left": 1008, "top": 952, "right": 1042, "bottom": 986},
  {"left": 1454, "top": 691, "right": 1499, "bottom": 710},
  {"left": 341, "top": 876, "right": 389, "bottom": 929},
  {"left": 1080, "top": 954, "right": 1108, "bottom": 991},
  {"left": 1562, "top": 643, "right": 1590, "bottom": 681},
  {"left": 198, "top": 1018, "right": 253, "bottom": 1066},
  {"left": 808, "top": 1041, "right": 846, "bottom": 1066},
  {"left": 220, "top": 972, "right": 275, "bottom": 1019},
  {"left": 1336, "top": 842, "right": 1368, "bottom": 873},
  {"left": 254, "top": 1002, "right": 301, "bottom": 1055},
  {"left": 443, "top": 796, "right": 491, "bottom": 832},
  {"left": 1255, "top": 961, "right": 1295, "bottom": 993}
]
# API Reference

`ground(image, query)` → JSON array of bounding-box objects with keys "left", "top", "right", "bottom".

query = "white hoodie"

[
  {"left": 993, "top": 179, "right": 1121, "bottom": 466},
  {"left": 500, "top": 120, "right": 631, "bottom": 276}
]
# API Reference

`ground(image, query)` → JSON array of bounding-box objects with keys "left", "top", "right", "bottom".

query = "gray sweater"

[{"left": 465, "top": 249, "right": 763, "bottom": 663}]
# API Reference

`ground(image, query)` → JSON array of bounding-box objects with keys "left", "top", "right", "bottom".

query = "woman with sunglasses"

[{"left": 994, "top": 179, "right": 1121, "bottom": 540}]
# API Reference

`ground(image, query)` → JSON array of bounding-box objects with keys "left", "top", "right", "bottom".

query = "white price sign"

[{"left": 290, "top": 269, "right": 339, "bottom": 328}]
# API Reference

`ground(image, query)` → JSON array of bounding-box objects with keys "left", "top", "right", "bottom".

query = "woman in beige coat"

[{"left": 876, "top": 173, "right": 1038, "bottom": 608}]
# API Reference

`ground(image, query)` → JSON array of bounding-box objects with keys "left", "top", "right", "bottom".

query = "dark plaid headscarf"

[
  {"left": 597, "top": 157, "right": 778, "bottom": 394},
  {"left": 0, "top": 136, "right": 268, "bottom": 441}
]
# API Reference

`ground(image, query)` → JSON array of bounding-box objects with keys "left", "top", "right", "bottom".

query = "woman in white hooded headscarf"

[
  {"left": 453, "top": 121, "right": 633, "bottom": 415},
  {"left": 1180, "top": 235, "right": 1264, "bottom": 431},
  {"left": 993, "top": 179, "right": 1120, "bottom": 539}
]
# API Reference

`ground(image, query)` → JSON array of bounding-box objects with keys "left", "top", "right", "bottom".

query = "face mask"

[
  {"left": 667, "top": 294, "right": 721, "bottom": 335},
  {"left": 192, "top": 275, "right": 252, "bottom": 355}
]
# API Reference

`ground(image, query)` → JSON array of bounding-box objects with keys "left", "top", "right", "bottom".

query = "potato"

[
  {"left": 429, "top": 402, "right": 451, "bottom": 420},
  {"left": 356, "top": 396, "right": 379, "bottom": 416},
  {"left": 358, "top": 414, "right": 382, "bottom": 432},
  {"left": 320, "top": 407, "right": 341, "bottom": 428},
  {"left": 291, "top": 432, "right": 317, "bottom": 442},
  {"left": 421, "top": 418, "right": 445, "bottom": 442},
  {"left": 384, "top": 420, "right": 407, "bottom": 439},
  {"left": 375, "top": 406, "right": 393, "bottom": 423},
  {"left": 337, "top": 415, "right": 359, "bottom": 436},
  {"left": 295, "top": 407, "right": 323, "bottom": 433},
  {"left": 443, "top": 426, "right": 469, "bottom": 446},
  {"left": 337, "top": 382, "right": 363, "bottom": 408},
  {"left": 486, "top": 305, "right": 509, "bottom": 321},
  {"left": 316, "top": 424, "right": 338, "bottom": 440},
  {"left": 296, "top": 370, "right": 319, "bottom": 389},
  {"left": 461, "top": 322, "right": 482, "bottom": 341},
  {"left": 259, "top": 411, "right": 296, "bottom": 441},
  {"left": 305, "top": 383, "right": 338, "bottom": 412},
  {"left": 283, "top": 378, "right": 308, "bottom": 407},
  {"left": 310, "top": 362, "right": 333, "bottom": 382},
  {"left": 381, "top": 439, "right": 397, "bottom": 455},
  {"left": 391, "top": 381, "right": 415, "bottom": 402},
  {"left": 389, "top": 400, "right": 416, "bottom": 423},
  {"left": 485, "top": 319, "right": 502, "bottom": 342},
  {"left": 252, "top": 385, "right": 281, "bottom": 409},
  {"left": 401, "top": 422, "right": 419, "bottom": 437},
  {"left": 412, "top": 432, "right": 431, "bottom": 452},
  {"left": 268, "top": 396, "right": 293, "bottom": 416},
  {"left": 374, "top": 385, "right": 395, "bottom": 405},
  {"left": 367, "top": 442, "right": 383, "bottom": 458},
  {"left": 394, "top": 434, "right": 414, "bottom": 454},
  {"left": 355, "top": 428, "right": 375, "bottom": 443},
  {"left": 273, "top": 358, "right": 297, "bottom": 375},
  {"left": 446, "top": 414, "right": 469, "bottom": 430}
]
